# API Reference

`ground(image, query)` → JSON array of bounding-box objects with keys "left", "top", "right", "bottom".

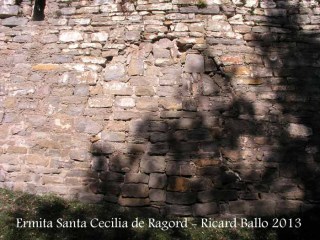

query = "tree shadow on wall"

[
  {"left": 249, "top": 1, "right": 320, "bottom": 239},
  {"left": 88, "top": 2, "right": 320, "bottom": 240}
]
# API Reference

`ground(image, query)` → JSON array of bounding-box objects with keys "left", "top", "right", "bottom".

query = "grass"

[{"left": 0, "top": 188, "right": 303, "bottom": 240}]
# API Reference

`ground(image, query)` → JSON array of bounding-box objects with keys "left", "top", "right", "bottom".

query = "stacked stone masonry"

[{"left": 0, "top": 0, "right": 320, "bottom": 217}]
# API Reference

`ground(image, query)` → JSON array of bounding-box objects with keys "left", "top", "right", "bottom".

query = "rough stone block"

[
  {"left": 75, "top": 118, "right": 103, "bottom": 135},
  {"left": 69, "top": 149, "right": 89, "bottom": 161},
  {"left": 147, "top": 143, "right": 169, "bottom": 155},
  {"left": 135, "top": 87, "right": 155, "bottom": 96},
  {"left": 166, "top": 192, "right": 196, "bottom": 205},
  {"left": 159, "top": 97, "right": 182, "bottom": 110},
  {"left": 115, "top": 97, "right": 135, "bottom": 108},
  {"left": 103, "top": 82, "right": 133, "bottom": 95},
  {"left": 167, "top": 177, "right": 191, "bottom": 192},
  {"left": 88, "top": 97, "right": 113, "bottom": 108},
  {"left": 193, "top": 202, "right": 219, "bottom": 216},
  {"left": 59, "top": 31, "right": 83, "bottom": 42},
  {"left": 104, "top": 64, "right": 126, "bottom": 81},
  {"left": 150, "top": 189, "right": 166, "bottom": 202},
  {"left": 141, "top": 156, "right": 166, "bottom": 173},
  {"left": 149, "top": 173, "right": 167, "bottom": 189},
  {"left": 198, "top": 190, "right": 238, "bottom": 202},
  {"left": 101, "top": 131, "right": 126, "bottom": 142},
  {"left": 287, "top": 123, "right": 313, "bottom": 137},
  {"left": 184, "top": 54, "right": 204, "bottom": 73},
  {"left": 164, "top": 205, "right": 192, "bottom": 216},
  {"left": 109, "top": 153, "right": 139, "bottom": 173},
  {"left": 25, "top": 155, "right": 49, "bottom": 167},
  {"left": 128, "top": 58, "right": 144, "bottom": 76},
  {"left": 91, "top": 32, "right": 109, "bottom": 42},
  {"left": 0, "top": 5, "right": 19, "bottom": 18},
  {"left": 119, "top": 196, "right": 150, "bottom": 206},
  {"left": 124, "top": 173, "right": 149, "bottom": 184},
  {"left": 121, "top": 184, "right": 149, "bottom": 198},
  {"left": 166, "top": 162, "right": 195, "bottom": 176}
]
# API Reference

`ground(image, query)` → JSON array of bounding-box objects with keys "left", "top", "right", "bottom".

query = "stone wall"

[{"left": 0, "top": 0, "right": 320, "bottom": 217}]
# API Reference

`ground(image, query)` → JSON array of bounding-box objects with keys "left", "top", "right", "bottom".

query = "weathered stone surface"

[
  {"left": 166, "top": 162, "right": 196, "bottom": 176},
  {"left": 115, "top": 97, "right": 135, "bottom": 108},
  {"left": 69, "top": 149, "right": 89, "bottom": 161},
  {"left": 141, "top": 156, "right": 166, "bottom": 173},
  {"left": 287, "top": 123, "right": 313, "bottom": 137},
  {"left": 149, "top": 173, "right": 167, "bottom": 189},
  {"left": 184, "top": 54, "right": 204, "bottom": 73},
  {"left": 198, "top": 190, "right": 238, "bottom": 202},
  {"left": 193, "top": 202, "right": 219, "bottom": 216},
  {"left": 75, "top": 118, "right": 103, "bottom": 135},
  {"left": 128, "top": 58, "right": 144, "bottom": 76},
  {"left": 59, "top": 31, "right": 83, "bottom": 42},
  {"left": 102, "top": 131, "right": 126, "bottom": 142},
  {"left": 104, "top": 64, "right": 126, "bottom": 81},
  {"left": 121, "top": 184, "right": 149, "bottom": 198},
  {"left": 88, "top": 97, "right": 113, "bottom": 108},
  {"left": 91, "top": 32, "right": 109, "bottom": 42},
  {"left": 149, "top": 189, "right": 166, "bottom": 202},
  {"left": 119, "top": 196, "right": 150, "bottom": 206},
  {"left": 0, "top": 0, "right": 319, "bottom": 218},
  {"left": 0, "top": 5, "right": 19, "bottom": 18},
  {"left": 125, "top": 173, "right": 149, "bottom": 183},
  {"left": 166, "top": 192, "right": 197, "bottom": 205},
  {"left": 32, "top": 64, "right": 62, "bottom": 71},
  {"left": 167, "top": 177, "right": 190, "bottom": 192},
  {"left": 109, "top": 153, "right": 139, "bottom": 173},
  {"left": 164, "top": 205, "right": 192, "bottom": 216},
  {"left": 103, "top": 82, "right": 133, "bottom": 95}
]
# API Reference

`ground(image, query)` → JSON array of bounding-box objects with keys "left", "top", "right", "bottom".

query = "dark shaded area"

[
  {"left": 87, "top": 2, "right": 320, "bottom": 239},
  {"left": 32, "top": 0, "right": 46, "bottom": 21}
]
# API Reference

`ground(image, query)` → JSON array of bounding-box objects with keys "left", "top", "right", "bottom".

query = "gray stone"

[
  {"left": 125, "top": 31, "right": 140, "bottom": 42},
  {"left": 125, "top": 173, "right": 149, "bottom": 183},
  {"left": 166, "top": 192, "right": 196, "bottom": 205},
  {"left": 193, "top": 203, "right": 219, "bottom": 216},
  {"left": 78, "top": 193, "right": 104, "bottom": 203},
  {"left": 166, "top": 162, "right": 195, "bottom": 176},
  {"left": 141, "top": 156, "right": 166, "bottom": 173},
  {"left": 109, "top": 153, "right": 139, "bottom": 173},
  {"left": 164, "top": 205, "right": 192, "bottom": 216},
  {"left": 104, "top": 64, "right": 126, "bottom": 81},
  {"left": 88, "top": 97, "right": 113, "bottom": 108},
  {"left": 2, "top": 17, "right": 28, "bottom": 26},
  {"left": 149, "top": 173, "right": 167, "bottom": 189},
  {"left": 150, "top": 189, "right": 166, "bottom": 202},
  {"left": 121, "top": 184, "right": 149, "bottom": 198},
  {"left": 128, "top": 58, "right": 144, "bottom": 76},
  {"left": 69, "top": 149, "right": 89, "bottom": 161},
  {"left": 0, "top": 5, "right": 19, "bottom": 18},
  {"left": 119, "top": 196, "right": 150, "bottom": 206},
  {"left": 198, "top": 190, "right": 238, "bottom": 202},
  {"left": 59, "top": 31, "right": 83, "bottom": 42},
  {"left": 153, "top": 47, "right": 171, "bottom": 59},
  {"left": 101, "top": 131, "right": 126, "bottom": 142},
  {"left": 287, "top": 123, "right": 313, "bottom": 137},
  {"left": 91, "top": 32, "right": 109, "bottom": 42},
  {"left": 75, "top": 118, "right": 103, "bottom": 135},
  {"left": 115, "top": 97, "right": 135, "bottom": 108},
  {"left": 184, "top": 54, "right": 204, "bottom": 73}
]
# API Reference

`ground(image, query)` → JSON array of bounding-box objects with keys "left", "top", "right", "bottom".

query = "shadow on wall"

[
  {"left": 1, "top": 0, "right": 316, "bottom": 239},
  {"left": 85, "top": 1, "right": 320, "bottom": 239}
]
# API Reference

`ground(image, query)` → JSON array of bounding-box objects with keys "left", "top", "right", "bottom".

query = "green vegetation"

[{"left": 0, "top": 188, "right": 278, "bottom": 240}]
